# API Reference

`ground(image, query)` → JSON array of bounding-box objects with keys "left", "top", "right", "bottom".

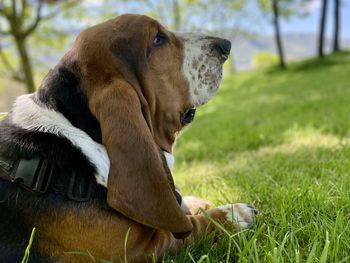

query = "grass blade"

[
  {"left": 239, "top": 224, "right": 266, "bottom": 258},
  {"left": 306, "top": 241, "right": 318, "bottom": 263},
  {"left": 21, "top": 227, "right": 36, "bottom": 263},
  {"left": 320, "top": 231, "right": 330, "bottom": 263}
]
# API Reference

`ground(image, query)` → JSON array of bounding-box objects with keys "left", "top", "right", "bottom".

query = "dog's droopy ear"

[{"left": 89, "top": 79, "right": 193, "bottom": 237}]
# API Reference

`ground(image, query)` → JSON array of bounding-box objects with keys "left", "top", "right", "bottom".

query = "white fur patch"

[
  {"left": 175, "top": 186, "right": 191, "bottom": 214},
  {"left": 11, "top": 94, "right": 110, "bottom": 187},
  {"left": 178, "top": 33, "right": 223, "bottom": 107},
  {"left": 180, "top": 198, "right": 191, "bottom": 214},
  {"left": 163, "top": 151, "right": 175, "bottom": 171},
  {"left": 218, "top": 203, "right": 256, "bottom": 229}
]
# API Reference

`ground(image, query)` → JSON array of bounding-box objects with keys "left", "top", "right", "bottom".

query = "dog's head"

[{"left": 54, "top": 14, "right": 230, "bottom": 237}]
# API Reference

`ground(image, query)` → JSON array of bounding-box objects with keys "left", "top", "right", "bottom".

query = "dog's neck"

[
  {"left": 10, "top": 93, "right": 110, "bottom": 186},
  {"left": 8, "top": 93, "right": 175, "bottom": 187}
]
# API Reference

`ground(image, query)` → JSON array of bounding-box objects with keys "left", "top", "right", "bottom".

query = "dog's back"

[{"left": 0, "top": 116, "right": 107, "bottom": 262}]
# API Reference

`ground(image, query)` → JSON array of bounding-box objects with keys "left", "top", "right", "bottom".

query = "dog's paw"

[
  {"left": 218, "top": 203, "right": 257, "bottom": 229},
  {"left": 183, "top": 196, "right": 212, "bottom": 215}
]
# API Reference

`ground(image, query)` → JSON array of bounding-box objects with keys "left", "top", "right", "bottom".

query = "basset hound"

[{"left": 0, "top": 14, "right": 256, "bottom": 262}]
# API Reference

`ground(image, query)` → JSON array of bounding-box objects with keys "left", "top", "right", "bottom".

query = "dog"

[{"left": 0, "top": 14, "right": 256, "bottom": 262}]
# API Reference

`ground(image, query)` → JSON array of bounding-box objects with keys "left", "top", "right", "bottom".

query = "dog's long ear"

[{"left": 89, "top": 79, "right": 193, "bottom": 237}]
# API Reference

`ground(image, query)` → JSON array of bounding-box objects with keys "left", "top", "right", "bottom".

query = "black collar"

[{"left": 0, "top": 155, "right": 96, "bottom": 202}]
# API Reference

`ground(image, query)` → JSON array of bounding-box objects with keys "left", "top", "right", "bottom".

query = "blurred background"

[{"left": 0, "top": 0, "right": 348, "bottom": 111}]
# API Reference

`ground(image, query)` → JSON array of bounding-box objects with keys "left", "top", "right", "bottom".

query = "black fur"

[
  {"left": 0, "top": 64, "right": 107, "bottom": 262},
  {"left": 36, "top": 64, "right": 102, "bottom": 142}
]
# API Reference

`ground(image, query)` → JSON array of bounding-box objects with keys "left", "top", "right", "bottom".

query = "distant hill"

[{"left": 230, "top": 33, "right": 350, "bottom": 70}]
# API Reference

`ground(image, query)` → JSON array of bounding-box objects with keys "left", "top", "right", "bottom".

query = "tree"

[
  {"left": 0, "top": 0, "right": 78, "bottom": 93},
  {"left": 258, "top": 0, "right": 288, "bottom": 69},
  {"left": 318, "top": 0, "right": 328, "bottom": 57},
  {"left": 272, "top": 0, "right": 286, "bottom": 68},
  {"left": 258, "top": 0, "right": 312, "bottom": 69},
  {"left": 333, "top": 0, "right": 340, "bottom": 52}
]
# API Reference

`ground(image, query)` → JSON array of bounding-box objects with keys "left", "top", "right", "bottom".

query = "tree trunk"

[
  {"left": 15, "top": 37, "right": 35, "bottom": 93},
  {"left": 172, "top": 0, "right": 181, "bottom": 31},
  {"left": 318, "top": 0, "right": 328, "bottom": 57},
  {"left": 333, "top": 0, "right": 340, "bottom": 52},
  {"left": 272, "top": 0, "right": 286, "bottom": 69}
]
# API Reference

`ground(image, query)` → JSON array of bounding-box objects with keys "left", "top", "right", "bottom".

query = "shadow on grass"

[{"left": 266, "top": 51, "right": 350, "bottom": 74}]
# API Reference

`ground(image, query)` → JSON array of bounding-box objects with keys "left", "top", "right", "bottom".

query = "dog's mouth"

[
  {"left": 190, "top": 66, "right": 223, "bottom": 107},
  {"left": 221, "top": 53, "right": 229, "bottom": 61},
  {"left": 209, "top": 64, "right": 224, "bottom": 91}
]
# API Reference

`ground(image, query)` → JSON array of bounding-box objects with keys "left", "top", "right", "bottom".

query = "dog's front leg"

[{"left": 136, "top": 203, "right": 256, "bottom": 262}]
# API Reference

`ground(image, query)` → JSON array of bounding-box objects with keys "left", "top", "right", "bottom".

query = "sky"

[
  {"left": 83, "top": 0, "right": 349, "bottom": 40},
  {"left": 271, "top": 0, "right": 349, "bottom": 39}
]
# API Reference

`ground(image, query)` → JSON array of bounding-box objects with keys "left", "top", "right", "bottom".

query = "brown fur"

[
  {"left": 36, "top": 203, "right": 236, "bottom": 262},
  {"left": 66, "top": 14, "right": 195, "bottom": 236}
]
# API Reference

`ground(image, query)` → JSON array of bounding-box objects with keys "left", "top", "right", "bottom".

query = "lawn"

[
  {"left": 167, "top": 52, "right": 350, "bottom": 262},
  {"left": 14, "top": 52, "right": 350, "bottom": 262}
]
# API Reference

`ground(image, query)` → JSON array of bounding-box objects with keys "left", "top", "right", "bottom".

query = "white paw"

[{"left": 218, "top": 203, "right": 257, "bottom": 229}]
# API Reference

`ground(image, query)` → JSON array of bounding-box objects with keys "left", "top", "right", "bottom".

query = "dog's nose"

[{"left": 216, "top": 38, "right": 231, "bottom": 57}]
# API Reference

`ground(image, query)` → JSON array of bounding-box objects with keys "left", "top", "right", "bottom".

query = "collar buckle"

[
  {"left": 67, "top": 172, "right": 93, "bottom": 202},
  {"left": 13, "top": 158, "right": 54, "bottom": 194}
]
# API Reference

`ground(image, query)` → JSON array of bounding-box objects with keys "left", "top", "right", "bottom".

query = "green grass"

[
  {"left": 17, "top": 52, "right": 350, "bottom": 262},
  {"left": 21, "top": 228, "right": 36, "bottom": 263},
  {"left": 165, "top": 51, "right": 350, "bottom": 262}
]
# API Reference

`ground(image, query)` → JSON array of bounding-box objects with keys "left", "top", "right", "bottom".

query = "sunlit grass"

[
  {"left": 168, "top": 51, "right": 350, "bottom": 262},
  {"left": 14, "top": 51, "right": 350, "bottom": 262}
]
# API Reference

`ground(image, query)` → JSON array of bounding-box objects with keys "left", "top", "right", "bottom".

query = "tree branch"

[
  {"left": 0, "top": 2, "right": 10, "bottom": 18},
  {"left": 15, "top": 0, "right": 28, "bottom": 27},
  {"left": 20, "top": 0, "right": 27, "bottom": 20},
  {"left": 22, "top": 0, "right": 43, "bottom": 38},
  {"left": 0, "top": 42, "right": 24, "bottom": 82},
  {"left": 11, "top": 0, "right": 17, "bottom": 18},
  {"left": 0, "top": 28, "right": 10, "bottom": 35}
]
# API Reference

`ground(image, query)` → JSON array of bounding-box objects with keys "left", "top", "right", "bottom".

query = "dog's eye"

[
  {"left": 153, "top": 32, "right": 166, "bottom": 47},
  {"left": 180, "top": 108, "right": 196, "bottom": 125}
]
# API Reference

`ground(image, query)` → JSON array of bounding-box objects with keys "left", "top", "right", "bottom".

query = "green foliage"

[
  {"left": 113, "top": 0, "right": 248, "bottom": 32},
  {"left": 223, "top": 55, "right": 235, "bottom": 73},
  {"left": 253, "top": 51, "right": 279, "bottom": 68},
  {"left": 0, "top": 0, "right": 82, "bottom": 92},
  {"left": 257, "top": 0, "right": 312, "bottom": 19}
]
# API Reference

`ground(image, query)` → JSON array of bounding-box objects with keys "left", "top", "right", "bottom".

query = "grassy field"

[
  {"left": 15, "top": 52, "right": 350, "bottom": 262},
  {"left": 166, "top": 52, "right": 350, "bottom": 262}
]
